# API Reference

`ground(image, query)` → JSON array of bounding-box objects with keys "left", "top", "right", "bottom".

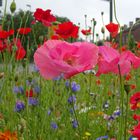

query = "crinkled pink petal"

[
  {"left": 99, "top": 46, "right": 120, "bottom": 62},
  {"left": 34, "top": 40, "right": 99, "bottom": 80},
  {"left": 96, "top": 57, "right": 119, "bottom": 76},
  {"left": 34, "top": 46, "right": 62, "bottom": 79},
  {"left": 114, "top": 59, "right": 131, "bottom": 75},
  {"left": 121, "top": 50, "right": 140, "bottom": 69}
]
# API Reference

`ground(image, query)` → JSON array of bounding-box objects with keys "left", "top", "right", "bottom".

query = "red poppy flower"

[
  {"left": 130, "top": 92, "right": 140, "bottom": 110},
  {"left": 11, "top": 39, "right": 26, "bottom": 60},
  {"left": 121, "top": 45, "right": 127, "bottom": 52},
  {"left": 133, "top": 114, "right": 140, "bottom": 121},
  {"left": 51, "top": 35, "right": 60, "bottom": 40},
  {"left": 137, "top": 42, "right": 140, "bottom": 49},
  {"left": 26, "top": 89, "right": 34, "bottom": 97},
  {"left": 104, "top": 41, "right": 118, "bottom": 49},
  {"left": 105, "top": 22, "right": 119, "bottom": 38},
  {"left": 55, "top": 21, "right": 79, "bottom": 39},
  {"left": 96, "top": 79, "right": 101, "bottom": 85},
  {"left": 34, "top": 8, "right": 56, "bottom": 26},
  {"left": 16, "top": 47, "right": 26, "bottom": 60},
  {"left": 8, "top": 29, "right": 14, "bottom": 36},
  {"left": 0, "top": 40, "right": 7, "bottom": 52},
  {"left": 81, "top": 28, "right": 91, "bottom": 36},
  {"left": 125, "top": 73, "right": 131, "bottom": 81},
  {"left": 0, "top": 30, "right": 9, "bottom": 39},
  {"left": 130, "top": 122, "right": 140, "bottom": 139},
  {"left": 17, "top": 27, "right": 31, "bottom": 35},
  {"left": 131, "top": 84, "right": 136, "bottom": 90}
]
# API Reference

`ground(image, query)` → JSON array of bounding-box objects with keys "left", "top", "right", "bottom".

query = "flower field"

[{"left": 0, "top": 0, "right": 140, "bottom": 140}]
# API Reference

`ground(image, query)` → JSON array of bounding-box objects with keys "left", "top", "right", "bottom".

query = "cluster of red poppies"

[
  {"left": 0, "top": 27, "right": 32, "bottom": 60},
  {"left": 130, "top": 92, "right": 140, "bottom": 138}
]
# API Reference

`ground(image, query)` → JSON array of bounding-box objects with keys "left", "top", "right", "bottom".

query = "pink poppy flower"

[
  {"left": 34, "top": 40, "right": 98, "bottom": 79},
  {"left": 96, "top": 46, "right": 140, "bottom": 76}
]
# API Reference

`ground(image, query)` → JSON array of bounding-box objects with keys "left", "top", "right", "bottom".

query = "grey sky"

[{"left": 3, "top": 0, "right": 140, "bottom": 39}]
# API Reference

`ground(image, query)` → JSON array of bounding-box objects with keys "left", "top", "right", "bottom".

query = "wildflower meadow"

[{"left": 0, "top": 0, "right": 140, "bottom": 140}]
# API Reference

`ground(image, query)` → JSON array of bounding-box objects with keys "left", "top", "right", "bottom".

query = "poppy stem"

[
  {"left": 118, "top": 64, "right": 125, "bottom": 139},
  {"left": 124, "top": 92, "right": 129, "bottom": 140},
  {"left": 69, "top": 79, "right": 81, "bottom": 139},
  {"left": 1, "top": 0, "right": 7, "bottom": 29}
]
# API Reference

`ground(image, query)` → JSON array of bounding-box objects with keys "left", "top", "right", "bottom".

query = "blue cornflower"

[
  {"left": 113, "top": 109, "right": 121, "bottom": 117},
  {"left": 72, "top": 120, "right": 78, "bottom": 128},
  {"left": 33, "top": 65, "right": 39, "bottom": 72},
  {"left": 47, "top": 109, "right": 51, "bottom": 116},
  {"left": 68, "top": 95, "right": 76, "bottom": 104},
  {"left": 19, "top": 86, "right": 24, "bottom": 94},
  {"left": 69, "top": 108, "right": 74, "bottom": 114},
  {"left": 26, "top": 79, "right": 36, "bottom": 86},
  {"left": 28, "top": 97, "right": 39, "bottom": 106},
  {"left": 13, "top": 86, "right": 24, "bottom": 94},
  {"left": 71, "top": 82, "right": 80, "bottom": 92},
  {"left": 13, "top": 86, "right": 19, "bottom": 94},
  {"left": 51, "top": 122, "right": 58, "bottom": 130},
  {"left": 53, "top": 73, "right": 64, "bottom": 81},
  {"left": 33, "top": 86, "right": 41, "bottom": 94},
  {"left": 15, "top": 101, "right": 25, "bottom": 112},
  {"left": 129, "top": 136, "right": 138, "bottom": 140},
  {"left": 96, "top": 135, "right": 108, "bottom": 140},
  {"left": 65, "top": 81, "right": 70, "bottom": 88}
]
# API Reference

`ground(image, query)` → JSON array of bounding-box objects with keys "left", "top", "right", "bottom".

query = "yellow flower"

[{"left": 85, "top": 132, "right": 91, "bottom": 137}]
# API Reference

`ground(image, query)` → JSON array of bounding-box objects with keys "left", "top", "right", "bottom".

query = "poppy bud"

[
  {"left": 101, "top": 12, "right": 104, "bottom": 15},
  {"left": 101, "top": 27, "right": 105, "bottom": 34},
  {"left": 10, "top": 0, "right": 16, "bottom": 13},
  {"left": 94, "top": 21, "right": 97, "bottom": 26},
  {"left": 124, "top": 84, "right": 130, "bottom": 94},
  {"left": 96, "top": 33, "right": 99, "bottom": 37}
]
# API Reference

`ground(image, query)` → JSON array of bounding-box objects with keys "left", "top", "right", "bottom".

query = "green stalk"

[
  {"left": 69, "top": 79, "right": 81, "bottom": 139},
  {"left": 2, "top": 0, "right": 7, "bottom": 29},
  {"left": 118, "top": 64, "right": 124, "bottom": 139},
  {"left": 124, "top": 92, "right": 129, "bottom": 140}
]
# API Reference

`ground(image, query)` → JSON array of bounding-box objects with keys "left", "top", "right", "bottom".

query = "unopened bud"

[
  {"left": 94, "top": 21, "right": 97, "bottom": 26},
  {"left": 101, "top": 12, "right": 104, "bottom": 15},
  {"left": 10, "top": 0, "right": 16, "bottom": 13},
  {"left": 124, "top": 84, "right": 130, "bottom": 94},
  {"left": 101, "top": 27, "right": 105, "bottom": 34},
  {"left": 96, "top": 33, "right": 99, "bottom": 37}
]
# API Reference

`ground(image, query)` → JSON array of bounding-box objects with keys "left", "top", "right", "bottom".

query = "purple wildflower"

[
  {"left": 47, "top": 109, "right": 51, "bottom": 116},
  {"left": 53, "top": 73, "right": 64, "bottom": 81},
  {"left": 129, "top": 136, "right": 138, "bottom": 140},
  {"left": 68, "top": 95, "right": 76, "bottom": 104},
  {"left": 33, "top": 65, "right": 39, "bottom": 72},
  {"left": 72, "top": 120, "right": 78, "bottom": 128},
  {"left": 96, "top": 135, "right": 108, "bottom": 140},
  {"left": 15, "top": 101, "right": 25, "bottom": 112},
  {"left": 65, "top": 81, "right": 70, "bottom": 88},
  {"left": 71, "top": 82, "right": 80, "bottom": 92},
  {"left": 51, "top": 122, "right": 58, "bottom": 130},
  {"left": 13, "top": 86, "right": 24, "bottom": 94},
  {"left": 28, "top": 97, "right": 39, "bottom": 106},
  {"left": 33, "top": 86, "right": 41, "bottom": 94}
]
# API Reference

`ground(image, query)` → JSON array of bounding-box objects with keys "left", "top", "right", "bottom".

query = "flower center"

[{"left": 63, "top": 54, "right": 76, "bottom": 66}]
